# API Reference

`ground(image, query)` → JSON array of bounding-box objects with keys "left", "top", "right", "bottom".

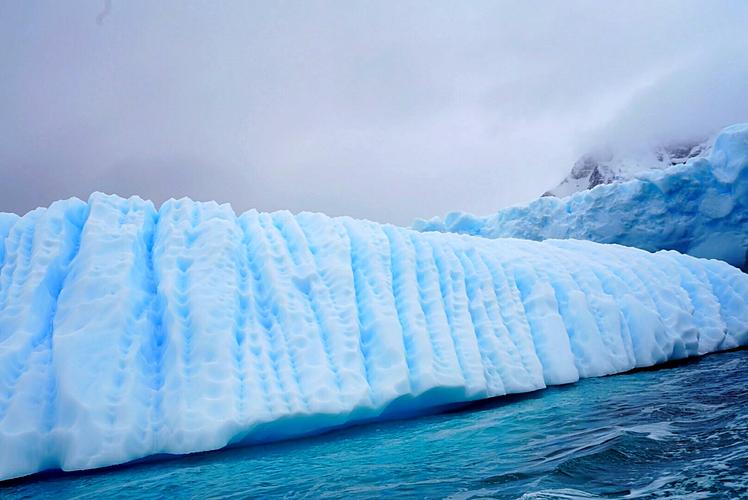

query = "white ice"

[
  {"left": 0, "top": 193, "right": 747, "bottom": 480},
  {"left": 415, "top": 123, "right": 748, "bottom": 270}
]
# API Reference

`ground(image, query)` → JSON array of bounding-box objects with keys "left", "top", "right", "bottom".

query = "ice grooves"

[
  {"left": 273, "top": 214, "right": 343, "bottom": 399},
  {"left": 233, "top": 215, "right": 250, "bottom": 423},
  {"left": 494, "top": 255, "right": 547, "bottom": 384},
  {"left": 586, "top": 245, "right": 672, "bottom": 356},
  {"left": 429, "top": 240, "right": 484, "bottom": 394},
  {"left": 700, "top": 263, "right": 748, "bottom": 345},
  {"left": 409, "top": 233, "right": 458, "bottom": 385},
  {"left": 143, "top": 209, "right": 165, "bottom": 444},
  {"left": 666, "top": 258, "right": 721, "bottom": 350},
  {"left": 0, "top": 205, "right": 89, "bottom": 427},
  {"left": 469, "top": 248, "right": 528, "bottom": 390},
  {"left": 477, "top": 251, "right": 537, "bottom": 387},
  {"left": 103, "top": 201, "right": 137, "bottom": 442},
  {"left": 472, "top": 251, "right": 523, "bottom": 356},
  {"left": 237, "top": 216, "right": 276, "bottom": 418},
  {"left": 623, "top": 251, "right": 694, "bottom": 357},
  {"left": 259, "top": 213, "right": 310, "bottom": 413},
  {"left": 537, "top": 250, "right": 600, "bottom": 376},
  {"left": 583, "top": 261, "right": 638, "bottom": 358},
  {"left": 383, "top": 227, "right": 417, "bottom": 392},
  {"left": 553, "top": 247, "right": 636, "bottom": 368},
  {"left": 297, "top": 215, "right": 373, "bottom": 405},
  {"left": 456, "top": 248, "right": 505, "bottom": 396},
  {"left": 0, "top": 213, "right": 38, "bottom": 317},
  {"left": 242, "top": 213, "right": 296, "bottom": 414},
  {"left": 3, "top": 195, "right": 748, "bottom": 481},
  {"left": 175, "top": 205, "right": 198, "bottom": 427},
  {"left": 447, "top": 244, "right": 490, "bottom": 391},
  {"left": 341, "top": 222, "right": 379, "bottom": 403},
  {"left": 43, "top": 207, "right": 89, "bottom": 438},
  {"left": 0, "top": 218, "right": 15, "bottom": 276}
]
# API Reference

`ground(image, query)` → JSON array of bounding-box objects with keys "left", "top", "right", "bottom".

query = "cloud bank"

[{"left": 1, "top": 0, "right": 747, "bottom": 223}]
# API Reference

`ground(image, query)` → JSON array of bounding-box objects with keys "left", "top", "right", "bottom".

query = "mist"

[{"left": 1, "top": 0, "right": 747, "bottom": 224}]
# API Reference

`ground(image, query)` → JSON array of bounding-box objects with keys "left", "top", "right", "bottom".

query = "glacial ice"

[
  {"left": 415, "top": 123, "right": 748, "bottom": 270},
  {"left": 0, "top": 193, "right": 747, "bottom": 480}
]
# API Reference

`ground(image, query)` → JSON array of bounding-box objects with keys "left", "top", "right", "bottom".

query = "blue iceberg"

[
  {"left": 1, "top": 193, "right": 747, "bottom": 480},
  {"left": 415, "top": 123, "right": 748, "bottom": 270}
]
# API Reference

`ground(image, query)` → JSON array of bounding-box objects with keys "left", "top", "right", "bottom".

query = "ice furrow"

[
  {"left": 296, "top": 213, "right": 372, "bottom": 408},
  {"left": 477, "top": 250, "right": 545, "bottom": 391},
  {"left": 240, "top": 211, "right": 300, "bottom": 416},
  {"left": 505, "top": 248, "right": 579, "bottom": 385},
  {"left": 269, "top": 211, "right": 340, "bottom": 414},
  {"left": 383, "top": 226, "right": 431, "bottom": 394},
  {"left": 559, "top": 240, "right": 672, "bottom": 366},
  {"left": 428, "top": 239, "right": 487, "bottom": 397},
  {"left": 0, "top": 214, "right": 18, "bottom": 277},
  {"left": 236, "top": 214, "right": 276, "bottom": 423},
  {"left": 342, "top": 219, "right": 410, "bottom": 407},
  {"left": 539, "top": 245, "right": 629, "bottom": 376},
  {"left": 144, "top": 206, "right": 166, "bottom": 448},
  {"left": 467, "top": 247, "right": 535, "bottom": 393},
  {"left": 456, "top": 248, "right": 506, "bottom": 396},
  {"left": 257, "top": 212, "right": 312, "bottom": 414},
  {"left": 408, "top": 232, "right": 465, "bottom": 389},
  {"left": 1, "top": 195, "right": 747, "bottom": 480},
  {"left": 0, "top": 198, "right": 89, "bottom": 478}
]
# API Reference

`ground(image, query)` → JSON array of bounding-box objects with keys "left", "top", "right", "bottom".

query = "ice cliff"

[
  {"left": 1, "top": 193, "right": 747, "bottom": 480},
  {"left": 415, "top": 123, "right": 748, "bottom": 270}
]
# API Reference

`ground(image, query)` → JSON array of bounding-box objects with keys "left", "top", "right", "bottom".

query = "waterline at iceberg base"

[{"left": 1, "top": 193, "right": 747, "bottom": 480}]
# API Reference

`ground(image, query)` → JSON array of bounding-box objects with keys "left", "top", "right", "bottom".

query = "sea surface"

[{"left": 3, "top": 349, "right": 747, "bottom": 499}]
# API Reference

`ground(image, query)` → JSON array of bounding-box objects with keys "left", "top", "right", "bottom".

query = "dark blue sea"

[{"left": 3, "top": 349, "right": 747, "bottom": 499}]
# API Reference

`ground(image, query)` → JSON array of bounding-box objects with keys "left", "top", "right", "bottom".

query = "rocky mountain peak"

[{"left": 543, "top": 138, "right": 711, "bottom": 198}]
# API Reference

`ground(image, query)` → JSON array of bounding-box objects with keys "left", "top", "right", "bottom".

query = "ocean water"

[{"left": 3, "top": 349, "right": 747, "bottom": 499}]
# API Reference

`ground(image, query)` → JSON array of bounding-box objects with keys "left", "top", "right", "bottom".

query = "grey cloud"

[{"left": 1, "top": 0, "right": 747, "bottom": 223}]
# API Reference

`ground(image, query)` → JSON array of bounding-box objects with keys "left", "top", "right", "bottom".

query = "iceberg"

[
  {"left": 0, "top": 193, "right": 747, "bottom": 480},
  {"left": 415, "top": 123, "right": 748, "bottom": 270}
]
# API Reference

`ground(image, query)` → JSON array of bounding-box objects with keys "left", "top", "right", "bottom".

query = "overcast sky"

[{"left": 1, "top": 1, "right": 747, "bottom": 224}]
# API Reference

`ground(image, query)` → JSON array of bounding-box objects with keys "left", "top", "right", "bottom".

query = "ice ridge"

[
  {"left": 0, "top": 193, "right": 747, "bottom": 480},
  {"left": 415, "top": 123, "right": 748, "bottom": 270}
]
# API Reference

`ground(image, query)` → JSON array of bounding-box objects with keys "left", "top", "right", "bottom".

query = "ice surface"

[
  {"left": 415, "top": 123, "right": 748, "bottom": 270},
  {"left": 1, "top": 193, "right": 747, "bottom": 480}
]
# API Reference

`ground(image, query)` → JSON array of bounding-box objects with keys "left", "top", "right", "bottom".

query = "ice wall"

[
  {"left": 1, "top": 193, "right": 747, "bottom": 480},
  {"left": 415, "top": 123, "right": 748, "bottom": 270}
]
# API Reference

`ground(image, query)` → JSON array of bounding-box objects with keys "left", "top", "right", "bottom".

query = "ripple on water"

[{"left": 2, "top": 349, "right": 748, "bottom": 499}]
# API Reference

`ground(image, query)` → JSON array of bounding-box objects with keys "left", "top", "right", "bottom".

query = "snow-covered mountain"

[
  {"left": 544, "top": 139, "right": 712, "bottom": 198},
  {"left": 414, "top": 123, "right": 748, "bottom": 270}
]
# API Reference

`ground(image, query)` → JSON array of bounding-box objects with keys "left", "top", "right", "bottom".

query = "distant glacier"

[
  {"left": 415, "top": 123, "right": 748, "bottom": 270},
  {"left": 1, "top": 192, "right": 747, "bottom": 480}
]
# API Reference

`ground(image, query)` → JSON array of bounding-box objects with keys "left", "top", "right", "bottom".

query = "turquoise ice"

[
  {"left": 1, "top": 193, "right": 747, "bottom": 480},
  {"left": 415, "top": 123, "right": 748, "bottom": 270}
]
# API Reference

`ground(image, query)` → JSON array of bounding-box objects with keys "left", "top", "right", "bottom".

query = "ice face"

[
  {"left": 415, "top": 123, "right": 748, "bottom": 270},
  {"left": 0, "top": 193, "right": 747, "bottom": 480}
]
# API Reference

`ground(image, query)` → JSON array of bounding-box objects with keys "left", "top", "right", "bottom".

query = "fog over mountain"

[{"left": 1, "top": 0, "right": 747, "bottom": 223}]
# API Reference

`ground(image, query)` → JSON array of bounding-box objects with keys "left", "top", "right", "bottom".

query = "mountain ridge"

[{"left": 544, "top": 138, "right": 712, "bottom": 198}]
